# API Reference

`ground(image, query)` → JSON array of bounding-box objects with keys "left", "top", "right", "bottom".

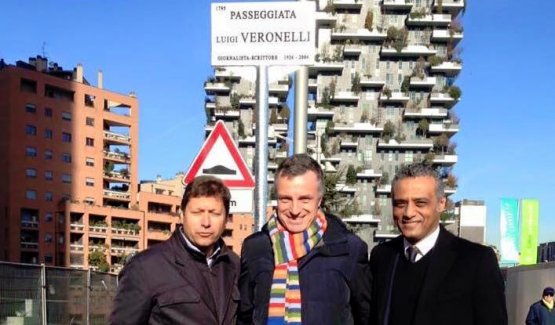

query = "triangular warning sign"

[{"left": 184, "top": 120, "right": 255, "bottom": 188}]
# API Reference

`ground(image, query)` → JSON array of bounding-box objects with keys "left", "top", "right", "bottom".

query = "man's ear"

[{"left": 437, "top": 196, "right": 446, "bottom": 212}]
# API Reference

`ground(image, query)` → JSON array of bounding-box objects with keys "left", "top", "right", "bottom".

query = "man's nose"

[
  {"left": 201, "top": 214, "right": 211, "bottom": 227},
  {"left": 290, "top": 200, "right": 302, "bottom": 215}
]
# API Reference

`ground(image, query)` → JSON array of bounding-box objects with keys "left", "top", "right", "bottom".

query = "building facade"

[
  {"left": 538, "top": 242, "right": 555, "bottom": 263},
  {"left": 203, "top": 0, "right": 464, "bottom": 249},
  {"left": 0, "top": 57, "right": 253, "bottom": 272}
]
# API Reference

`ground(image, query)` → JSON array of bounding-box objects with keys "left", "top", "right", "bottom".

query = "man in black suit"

[
  {"left": 369, "top": 163, "right": 507, "bottom": 325},
  {"left": 110, "top": 176, "right": 240, "bottom": 325}
]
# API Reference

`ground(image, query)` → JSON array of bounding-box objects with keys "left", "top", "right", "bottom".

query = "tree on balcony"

[
  {"left": 333, "top": 45, "right": 343, "bottom": 62},
  {"left": 447, "top": 85, "right": 462, "bottom": 100},
  {"left": 279, "top": 104, "right": 290, "bottom": 120},
  {"left": 104, "top": 162, "right": 114, "bottom": 174},
  {"left": 428, "top": 55, "right": 444, "bottom": 67},
  {"left": 423, "top": 152, "right": 435, "bottom": 165},
  {"left": 360, "top": 109, "right": 369, "bottom": 123},
  {"left": 351, "top": 72, "right": 361, "bottom": 94},
  {"left": 434, "top": 133, "right": 450, "bottom": 153},
  {"left": 238, "top": 119, "right": 246, "bottom": 139},
  {"left": 89, "top": 250, "right": 109, "bottom": 272},
  {"left": 322, "top": 0, "right": 336, "bottom": 15},
  {"left": 346, "top": 165, "right": 357, "bottom": 185},
  {"left": 409, "top": 8, "right": 427, "bottom": 19},
  {"left": 447, "top": 141, "right": 457, "bottom": 155},
  {"left": 230, "top": 93, "right": 242, "bottom": 110},
  {"left": 372, "top": 199, "right": 382, "bottom": 217},
  {"left": 379, "top": 172, "right": 389, "bottom": 186},
  {"left": 364, "top": 10, "right": 374, "bottom": 30},
  {"left": 382, "top": 121, "right": 396, "bottom": 142},
  {"left": 446, "top": 173, "right": 458, "bottom": 188},
  {"left": 322, "top": 168, "right": 360, "bottom": 218},
  {"left": 401, "top": 77, "right": 411, "bottom": 93},
  {"left": 321, "top": 86, "right": 332, "bottom": 108},
  {"left": 330, "top": 77, "right": 337, "bottom": 100},
  {"left": 417, "top": 119, "right": 429, "bottom": 137},
  {"left": 440, "top": 198, "right": 457, "bottom": 222},
  {"left": 270, "top": 109, "right": 278, "bottom": 124},
  {"left": 386, "top": 27, "right": 408, "bottom": 52},
  {"left": 382, "top": 86, "right": 392, "bottom": 99},
  {"left": 436, "top": 0, "right": 443, "bottom": 13}
]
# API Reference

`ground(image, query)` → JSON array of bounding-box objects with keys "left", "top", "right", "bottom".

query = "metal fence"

[{"left": 0, "top": 261, "right": 118, "bottom": 325}]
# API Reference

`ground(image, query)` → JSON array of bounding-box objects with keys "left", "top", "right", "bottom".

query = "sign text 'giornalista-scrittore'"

[{"left": 211, "top": 2, "right": 316, "bottom": 66}]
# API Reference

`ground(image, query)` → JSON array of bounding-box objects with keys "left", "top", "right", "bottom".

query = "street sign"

[
  {"left": 184, "top": 120, "right": 255, "bottom": 188},
  {"left": 229, "top": 188, "right": 254, "bottom": 213},
  {"left": 211, "top": 1, "right": 316, "bottom": 66}
]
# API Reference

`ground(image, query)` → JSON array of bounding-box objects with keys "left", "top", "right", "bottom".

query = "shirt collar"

[
  {"left": 179, "top": 227, "right": 221, "bottom": 267},
  {"left": 403, "top": 224, "right": 440, "bottom": 262}
]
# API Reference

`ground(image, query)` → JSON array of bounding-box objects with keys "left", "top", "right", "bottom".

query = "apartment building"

[
  {"left": 204, "top": 0, "right": 464, "bottom": 249},
  {"left": 0, "top": 56, "right": 139, "bottom": 269}
]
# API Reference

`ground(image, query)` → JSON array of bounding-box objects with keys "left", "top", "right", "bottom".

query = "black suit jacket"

[
  {"left": 110, "top": 228, "right": 240, "bottom": 325},
  {"left": 369, "top": 227, "right": 507, "bottom": 325}
]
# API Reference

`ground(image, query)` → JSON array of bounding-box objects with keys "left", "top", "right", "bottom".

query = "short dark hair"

[
  {"left": 391, "top": 163, "right": 445, "bottom": 199},
  {"left": 543, "top": 287, "right": 554, "bottom": 297},
  {"left": 181, "top": 176, "right": 231, "bottom": 215},
  {"left": 275, "top": 154, "right": 324, "bottom": 196}
]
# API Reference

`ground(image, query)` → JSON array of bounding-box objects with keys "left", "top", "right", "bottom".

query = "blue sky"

[{"left": 1, "top": 0, "right": 554, "bottom": 244}]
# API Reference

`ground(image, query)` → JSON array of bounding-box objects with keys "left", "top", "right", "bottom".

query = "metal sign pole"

[
  {"left": 294, "top": 66, "right": 308, "bottom": 154},
  {"left": 255, "top": 65, "right": 269, "bottom": 230}
]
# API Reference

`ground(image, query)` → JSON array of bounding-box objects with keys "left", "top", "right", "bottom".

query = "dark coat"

[
  {"left": 237, "top": 214, "right": 371, "bottom": 325},
  {"left": 109, "top": 228, "right": 240, "bottom": 325},
  {"left": 526, "top": 300, "right": 555, "bottom": 325},
  {"left": 369, "top": 226, "right": 507, "bottom": 325}
]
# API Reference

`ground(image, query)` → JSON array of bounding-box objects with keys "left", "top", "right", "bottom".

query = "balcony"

[
  {"left": 380, "top": 45, "right": 437, "bottom": 58},
  {"left": 343, "top": 45, "right": 362, "bottom": 57},
  {"left": 428, "top": 121, "right": 460, "bottom": 134},
  {"left": 380, "top": 91, "right": 410, "bottom": 103},
  {"left": 433, "top": 154, "right": 458, "bottom": 165},
  {"left": 89, "top": 226, "right": 108, "bottom": 236},
  {"left": 316, "top": 11, "right": 337, "bottom": 26},
  {"left": 70, "top": 244, "right": 84, "bottom": 253},
  {"left": 215, "top": 69, "right": 241, "bottom": 80},
  {"left": 431, "top": 29, "right": 463, "bottom": 45},
  {"left": 445, "top": 186, "right": 457, "bottom": 195},
  {"left": 70, "top": 223, "right": 84, "bottom": 232},
  {"left": 430, "top": 61, "right": 462, "bottom": 76},
  {"left": 103, "top": 150, "right": 130, "bottom": 163},
  {"left": 308, "top": 78, "right": 318, "bottom": 92},
  {"left": 321, "top": 156, "right": 342, "bottom": 164},
  {"left": 434, "top": 0, "right": 465, "bottom": 15},
  {"left": 383, "top": 0, "right": 413, "bottom": 11},
  {"left": 275, "top": 151, "right": 288, "bottom": 159},
  {"left": 331, "top": 122, "right": 383, "bottom": 134},
  {"left": 377, "top": 139, "right": 434, "bottom": 149},
  {"left": 409, "top": 76, "right": 437, "bottom": 88},
  {"left": 239, "top": 136, "right": 277, "bottom": 146},
  {"left": 204, "top": 101, "right": 216, "bottom": 110},
  {"left": 332, "top": 0, "right": 363, "bottom": 10},
  {"left": 376, "top": 184, "right": 392, "bottom": 194},
  {"left": 110, "top": 246, "right": 139, "bottom": 255},
  {"left": 360, "top": 78, "right": 386, "bottom": 89},
  {"left": 21, "top": 220, "right": 39, "bottom": 229},
  {"left": 269, "top": 84, "right": 289, "bottom": 97},
  {"left": 21, "top": 242, "right": 39, "bottom": 250},
  {"left": 356, "top": 169, "right": 382, "bottom": 179},
  {"left": 214, "top": 109, "right": 240, "bottom": 119},
  {"left": 239, "top": 96, "right": 256, "bottom": 107},
  {"left": 273, "top": 123, "right": 288, "bottom": 133},
  {"left": 103, "top": 171, "right": 131, "bottom": 183},
  {"left": 307, "top": 107, "right": 335, "bottom": 121},
  {"left": 430, "top": 92, "right": 458, "bottom": 107},
  {"left": 204, "top": 82, "right": 231, "bottom": 95},
  {"left": 331, "top": 91, "right": 359, "bottom": 104},
  {"left": 147, "top": 229, "right": 171, "bottom": 241},
  {"left": 268, "top": 96, "right": 280, "bottom": 106},
  {"left": 340, "top": 140, "right": 358, "bottom": 149},
  {"left": 331, "top": 28, "right": 387, "bottom": 42},
  {"left": 404, "top": 107, "right": 448, "bottom": 119},
  {"left": 309, "top": 62, "right": 344, "bottom": 75},
  {"left": 336, "top": 183, "right": 357, "bottom": 194},
  {"left": 103, "top": 189, "right": 131, "bottom": 201},
  {"left": 103, "top": 131, "right": 131, "bottom": 144},
  {"left": 406, "top": 14, "right": 452, "bottom": 27}
]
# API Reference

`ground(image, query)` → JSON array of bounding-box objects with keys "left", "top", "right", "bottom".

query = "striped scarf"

[{"left": 267, "top": 212, "right": 327, "bottom": 324}]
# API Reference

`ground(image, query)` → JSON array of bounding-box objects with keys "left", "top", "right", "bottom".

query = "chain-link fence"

[{"left": 0, "top": 261, "right": 118, "bottom": 325}]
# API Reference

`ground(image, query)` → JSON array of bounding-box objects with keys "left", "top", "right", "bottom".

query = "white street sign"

[
  {"left": 229, "top": 189, "right": 254, "bottom": 213},
  {"left": 211, "top": 1, "right": 316, "bottom": 66}
]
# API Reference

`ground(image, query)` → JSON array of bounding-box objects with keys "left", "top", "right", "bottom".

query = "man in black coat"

[
  {"left": 238, "top": 154, "right": 371, "bottom": 324},
  {"left": 526, "top": 286, "right": 555, "bottom": 325},
  {"left": 110, "top": 176, "right": 240, "bottom": 325},
  {"left": 369, "top": 163, "right": 507, "bottom": 325}
]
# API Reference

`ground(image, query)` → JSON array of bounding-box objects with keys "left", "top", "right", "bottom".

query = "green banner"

[{"left": 519, "top": 199, "right": 539, "bottom": 265}]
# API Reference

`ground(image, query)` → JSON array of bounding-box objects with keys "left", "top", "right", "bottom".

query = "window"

[
  {"left": 61, "top": 111, "right": 72, "bottom": 121},
  {"left": 25, "top": 168, "right": 37, "bottom": 178},
  {"left": 45, "top": 107, "right": 53, "bottom": 117},
  {"left": 45, "top": 233, "right": 53, "bottom": 243},
  {"left": 44, "top": 129, "right": 53, "bottom": 139},
  {"left": 405, "top": 151, "right": 414, "bottom": 163},
  {"left": 85, "top": 94, "right": 95, "bottom": 107},
  {"left": 86, "top": 117, "right": 95, "bottom": 126},
  {"left": 62, "top": 153, "right": 72, "bottom": 163},
  {"left": 26, "top": 190, "right": 37, "bottom": 200},
  {"left": 84, "top": 197, "right": 95, "bottom": 205},
  {"left": 45, "top": 192, "right": 53, "bottom": 202},
  {"left": 44, "top": 255, "right": 53, "bottom": 263},
  {"left": 86, "top": 137, "right": 94, "bottom": 147},
  {"left": 45, "top": 213, "right": 53, "bottom": 222},
  {"left": 45, "top": 171, "right": 53, "bottom": 181},
  {"left": 26, "top": 147, "right": 37, "bottom": 157},
  {"left": 62, "top": 132, "right": 72, "bottom": 143},
  {"left": 20, "top": 78, "right": 37, "bottom": 93},
  {"left": 85, "top": 178, "right": 95, "bottom": 187},
  {"left": 26, "top": 125, "right": 37, "bottom": 136},
  {"left": 44, "top": 150, "right": 53, "bottom": 160},
  {"left": 86, "top": 157, "right": 94, "bottom": 167},
  {"left": 62, "top": 174, "right": 72, "bottom": 184},
  {"left": 25, "top": 104, "right": 36, "bottom": 113}
]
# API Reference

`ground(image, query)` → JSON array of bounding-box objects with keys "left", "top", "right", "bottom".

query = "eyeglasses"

[{"left": 546, "top": 293, "right": 554, "bottom": 297}]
